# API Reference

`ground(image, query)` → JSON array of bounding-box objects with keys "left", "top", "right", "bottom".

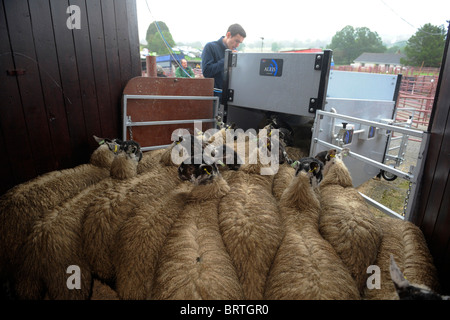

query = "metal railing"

[{"left": 311, "top": 110, "right": 429, "bottom": 221}]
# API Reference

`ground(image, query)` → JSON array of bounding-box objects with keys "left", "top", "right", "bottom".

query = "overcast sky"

[{"left": 137, "top": 0, "right": 449, "bottom": 47}]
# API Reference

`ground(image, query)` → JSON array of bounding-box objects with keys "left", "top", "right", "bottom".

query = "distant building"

[{"left": 352, "top": 52, "right": 406, "bottom": 69}]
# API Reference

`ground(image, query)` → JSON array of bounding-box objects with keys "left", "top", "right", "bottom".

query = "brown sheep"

[
  {"left": 0, "top": 141, "right": 115, "bottom": 296},
  {"left": 264, "top": 166, "right": 360, "bottom": 300},
  {"left": 14, "top": 142, "right": 143, "bottom": 299},
  {"left": 218, "top": 154, "right": 284, "bottom": 300},
  {"left": 151, "top": 162, "right": 244, "bottom": 300},
  {"left": 318, "top": 153, "right": 383, "bottom": 294},
  {"left": 81, "top": 141, "right": 184, "bottom": 283},
  {"left": 113, "top": 181, "right": 192, "bottom": 299},
  {"left": 362, "top": 216, "right": 440, "bottom": 300}
]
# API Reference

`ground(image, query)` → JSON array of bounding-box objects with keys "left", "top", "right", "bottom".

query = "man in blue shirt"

[{"left": 201, "top": 24, "right": 246, "bottom": 97}]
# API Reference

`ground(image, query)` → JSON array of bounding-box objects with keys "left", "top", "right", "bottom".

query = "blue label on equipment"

[{"left": 260, "top": 59, "right": 283, "bottom": 77}]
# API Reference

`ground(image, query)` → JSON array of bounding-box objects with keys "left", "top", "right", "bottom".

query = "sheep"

[
  {"left": 13, "top": 139, "right": 143, "bottom": 299},
  {"left": 81, "top": 142, "right": 147, "bottom": 283},
  {"left": 272, "top": 163, "right": 296, "bottom": 202},
  {"left": 362, "top": 216, "right": 440, "bottom": 300},
  {"left": 90, "top": 279, "right": 119, "bottom": 300},
  {"left": 113, "top": 181, "right": 192, "bottom": 300},
  {"left": 80, "top": 136, "right": 191, "bottom": 283},
  {"left": 0, "top": 136, "right": 117, "bottom": 297},
  {"left": 318, "top": 150, "right": 383, "bottom": 295},
  {"left": 389, "top": 255, "right": 448, "bottom": 300},
  {"left": 264, "top": 163, "right": 360, "bottom": 300},
  {"left": 151, "top": 160, "right": 244, "bottom": 300},
  {"left": 217, "top": 150, "right": 284, "bottom": 300}
]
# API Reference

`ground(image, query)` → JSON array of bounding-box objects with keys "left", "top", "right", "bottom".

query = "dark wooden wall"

[
  {"left": 0, "top": 0, "right": 141, "bottom": 195},
  {"left": 411, "top": 23, "right": 450, "bottom": 295}
]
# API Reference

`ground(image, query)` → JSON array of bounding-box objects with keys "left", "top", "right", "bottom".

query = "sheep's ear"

[
  {"left": 93, "top": 135, "right": 107, "bottom": 145},
  {"left": 340, "top": 148, "right": 350, "bottom": 158},
  {"left": 328, "top": 149, "right": 337, "bottom": 159},
  {"left": 102, "top": 139, "right": 121, "bottom": 154},
  {"left": 390, "top": 255, "right": 410, "bottom": 289}
]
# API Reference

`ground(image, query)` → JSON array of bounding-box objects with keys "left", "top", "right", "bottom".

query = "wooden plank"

[
  {"left": 114, "top": 0, "right": 132, "bottom": 88},
  {"left": 123, "top": 77, "right": 215, "bottom": 147},
  {"left": 411, "top": 35, "right": 450, "bottom": 230},
  {"left": 28, "top": 0, "right": 73, "bottom": 169},
  {"left": 50, "top": 0, "right": 89, "bottom": 164},
  {"left": 4, "top": 0, "right": 56, "bottom": 174},
  {"left": 0, "top": 1, "right": 36, "bottom": 189},
  {"left": 101, "top": 0, "right": 122, "bottom": 137},
  {"left": 70, "top": 0, "right": 103, "bottom": 150},
  {"left": 85, "top": 0, "right": 115, "bottom": 140},
  {"left": 125, "top": 0, "right": 142, "bottom": 78},
  {"left": 0, "top": 126, "right": 16, "bottom": 196}
]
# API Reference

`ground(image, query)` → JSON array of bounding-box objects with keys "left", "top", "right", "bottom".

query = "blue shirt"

[{"left": 202, "top": 37, "right": 227, "bottom": 94}]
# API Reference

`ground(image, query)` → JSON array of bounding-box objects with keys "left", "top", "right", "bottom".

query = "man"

[
  {"left": 156, "top": 65, "right": 167, "bottom": 77},
  {"left": 175, "top": 59, "right": 195, "bottom": 78},
  {"left": 201, "top": 24, "right": 246, "bottom": 97}
]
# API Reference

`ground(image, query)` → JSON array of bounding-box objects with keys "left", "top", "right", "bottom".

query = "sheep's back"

[
  {"left": 319, "top": 183, "right": 383, "bottom": 294},
  {"left": 152, "top": 195, "right": 243, "bottom": 300},
  {"left": 362, "top": 216, "right": 440, "bottom": 300}
]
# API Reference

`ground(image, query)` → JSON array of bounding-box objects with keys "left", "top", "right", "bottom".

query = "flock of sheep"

[{"left": 0, "top": 123, "right": 444, "bottom": 300}]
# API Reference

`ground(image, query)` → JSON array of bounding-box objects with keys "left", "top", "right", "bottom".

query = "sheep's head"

[
  {"left": 93, "top": 135, "right": 142, "bottom": 162},
  {"left": 178, "top": 162, "right": 219, "bottom": 185},
  {"left": 120, "top": 140, "right": 143, "bottom": 162},
  {"left": 315, "top": 148, "right": 337, "bottom": 165},
  {"left": 292, "top": 157, "right": 324, "bottom": 187},
  {"left": 390, "top": 255, "right": 449, "bottom": 300}
]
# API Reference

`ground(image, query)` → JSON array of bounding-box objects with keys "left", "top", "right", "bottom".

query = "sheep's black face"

[
  {"left": 315, "top": 148, "right": 337, "bottom": 164},
  {"left": 178, "top": 162, "right": 218, "bottom": 185},
  {"left": 292, "top": 157, "right": 324, "bottom": 186},
  {"left": 121, "top": 140, "right": 143, "bottom": 162}
]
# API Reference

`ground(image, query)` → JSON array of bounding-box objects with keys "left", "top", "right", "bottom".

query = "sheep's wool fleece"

[
  {"left": 318, "top": 157, "right": 383, "bottom": 294},
  {"left": 1, "top": 145, "right": 442, "bottom": 300}
]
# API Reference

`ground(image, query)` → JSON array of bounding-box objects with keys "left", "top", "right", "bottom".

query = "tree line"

[{"left": 144, "top": 21, "right": 447, "bottom": 68}]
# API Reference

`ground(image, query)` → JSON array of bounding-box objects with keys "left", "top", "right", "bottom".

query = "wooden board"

[{"left": 123, "top": 77, "right": 215, "bottom": 147}]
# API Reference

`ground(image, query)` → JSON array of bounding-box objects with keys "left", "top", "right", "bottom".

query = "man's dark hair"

[{"left": 227, "top": 24, "right": 246, "bottom": 38}]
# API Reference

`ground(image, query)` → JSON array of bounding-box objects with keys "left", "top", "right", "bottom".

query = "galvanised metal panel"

[
  {"left": 226, "top": 52, "right": 330, "bottom": 116},
  {"left": 312, "top": 98, "right": 396, "bottom": 187},
  {"left": 327, "top": 70, "right": 399, "bottom": 101}
]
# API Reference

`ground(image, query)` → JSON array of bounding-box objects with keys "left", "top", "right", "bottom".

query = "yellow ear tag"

[
  {"left": 204, "top": 168, "right": 211, "bottom": 175},
  {"left": 330, "top": 154, "right": 335, "bottom": 158},
  {"left": 114, "top": 145, "right": 118, "bottom": 153},
  {"left": 309, "top": 168, "right": 314, "bottom": 172}
]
